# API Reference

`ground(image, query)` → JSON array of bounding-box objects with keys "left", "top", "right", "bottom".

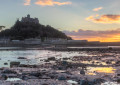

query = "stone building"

[{"left": 21, "top": 14, "right": 39, "bottom": 24}]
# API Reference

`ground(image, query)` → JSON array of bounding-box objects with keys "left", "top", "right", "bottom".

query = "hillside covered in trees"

[{"left": 0, "top": 20, "right": 72, "bottom": 40}]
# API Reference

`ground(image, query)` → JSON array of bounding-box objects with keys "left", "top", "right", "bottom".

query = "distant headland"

[{"left": 0, "top": 14, "right": 72, "bottom": 41}]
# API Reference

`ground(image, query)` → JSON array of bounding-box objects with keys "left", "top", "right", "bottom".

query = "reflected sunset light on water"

[{"left": 88, "top": 67, "right": 116, "bottom": 74}]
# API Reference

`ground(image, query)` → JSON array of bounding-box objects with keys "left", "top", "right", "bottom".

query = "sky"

[{"left": 1, "top": 0, "right": 120, "bottom": 42}]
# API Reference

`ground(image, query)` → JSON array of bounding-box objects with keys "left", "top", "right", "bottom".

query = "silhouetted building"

[
  {"left": 21, "top": 14, "right": 39, "bottom": 24},
  {"left": 0, "top": 38, "right": 10, "bottom": 44},
  {"left": 68, "top": 40, "right": 88, "bottom": 42},
  {"left": 24, "top": 38, "right": 41, "bottom": 44}
]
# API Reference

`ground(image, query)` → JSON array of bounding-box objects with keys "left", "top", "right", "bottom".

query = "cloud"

[
  {"left": 35, "top": 0, "right": 72, "bottom": 6},
  {"left": 93, "top": 7, "right": 103, "bottom": 11},
  {"left": 24, "top": 0, "right": 31, "bottom": 5},
  {"left": 86, "top": 14, "right": 120, "bottom": 24},
  {"left": 63, "top": 29, "right": 120, "bottom": 42}
]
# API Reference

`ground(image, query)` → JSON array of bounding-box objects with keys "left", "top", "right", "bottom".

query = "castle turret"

[
  {"left": 27, "top": 14, "right": 30, "bottom": 18},
  {"left": 21, "top": 14, "right": 39, "bottom": 24}
]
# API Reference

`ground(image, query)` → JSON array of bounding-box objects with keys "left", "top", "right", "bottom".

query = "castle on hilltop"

[{"left": 20, "top": 14, "right": 39, "bottom": 24}]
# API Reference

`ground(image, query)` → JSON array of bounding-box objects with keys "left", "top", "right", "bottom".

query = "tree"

[{"left": 0, "top": 21, "right": 72, "bottom": 40}]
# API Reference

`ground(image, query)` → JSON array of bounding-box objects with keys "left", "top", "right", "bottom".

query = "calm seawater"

[{"left": 0, "top": 47, "right": 88, "bottom": 66}]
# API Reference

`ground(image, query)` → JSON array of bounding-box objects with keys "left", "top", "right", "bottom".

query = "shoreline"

[{"left": 0, "top": 46, "right": 120, "bottom": 51}]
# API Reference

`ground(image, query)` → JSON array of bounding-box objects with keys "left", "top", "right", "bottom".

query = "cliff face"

[{"left": 0, "top": 21, "right": 72, "bottom": 40}]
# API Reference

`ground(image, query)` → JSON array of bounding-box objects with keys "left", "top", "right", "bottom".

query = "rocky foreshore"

[{"left": 0, "top": 50, "right": 120, "bottom": 85}]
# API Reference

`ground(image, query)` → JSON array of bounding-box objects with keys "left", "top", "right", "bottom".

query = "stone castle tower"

[{"left": 21, "top": 14, "right": 39, "bottom": 24}]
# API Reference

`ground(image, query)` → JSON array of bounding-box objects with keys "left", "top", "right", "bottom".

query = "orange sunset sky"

[{"left": 1, "top": 0, "right": 120, "bottom": 42}]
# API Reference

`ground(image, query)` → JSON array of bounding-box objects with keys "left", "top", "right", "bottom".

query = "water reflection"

[
  {"left": 0, "top": 50, "right": 90, "bottom": 66},
  {"left": 101, "top": 82, "right": 119, "bottom": 85},
  {"left": 6, "top": 78, "right": 21, "bottom": 81},
  {"left": 87, "top": 72, "right": 96, "bottom": 75},
  {"left": 88, "top": 67, "right": 116, "bottom": 74}
]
